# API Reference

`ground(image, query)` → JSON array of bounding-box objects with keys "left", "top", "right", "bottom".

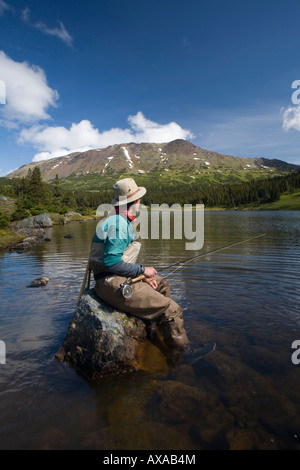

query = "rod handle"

[{"left": 130, "top": 274, "right": 145, "bottom": 284}]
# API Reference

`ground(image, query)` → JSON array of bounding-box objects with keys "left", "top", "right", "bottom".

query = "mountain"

[{"left": 7, "top": 140, "right": 299, "bottom": 189}]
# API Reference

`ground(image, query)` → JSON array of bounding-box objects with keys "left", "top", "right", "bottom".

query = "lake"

[{"left": 0, "top": 210, "right": 300, "bottom": 450}]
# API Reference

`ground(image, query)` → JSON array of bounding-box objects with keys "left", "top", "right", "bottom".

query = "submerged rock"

[
  {"left": 28, "top": 277, "right": 50, "bottom": 287},
  {"left": 55, "top": 289, "right": 167, "bottom": 379},
  {"left": 146, "top": 379, "right": 207, "bottom": 424}
]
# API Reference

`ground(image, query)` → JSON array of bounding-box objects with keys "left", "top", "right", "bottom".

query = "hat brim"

[{"left": 111, "top": 186, "right": 147, "bottom": 206}]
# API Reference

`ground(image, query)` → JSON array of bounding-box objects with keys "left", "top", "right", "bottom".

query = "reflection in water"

[{"left": 0, "top": 212, "right": 300, "bottom": 449}]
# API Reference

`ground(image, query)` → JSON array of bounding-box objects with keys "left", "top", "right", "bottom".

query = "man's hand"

[
  {"left": 144, "top": 266, "right": 157, "bottom": 278},
  {"left": 143, "top": 266, "right": 158, "bottom": 290}
]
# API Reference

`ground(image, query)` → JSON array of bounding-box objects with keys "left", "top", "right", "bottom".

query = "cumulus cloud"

[
  {"left": 18, "top": 112, "right": 194, "bottom": 162},
  {"left": 21, "top": 7, "right": 73, "bottom": 47},
  {"left": 128, "top": 111, "right": 194, "bottom": 142},
  {"left": 282, "top": 105, "right": 300, "bottom": 131},
  {"left": 0, "top": 50, "right": 58, "bottom": 124}
]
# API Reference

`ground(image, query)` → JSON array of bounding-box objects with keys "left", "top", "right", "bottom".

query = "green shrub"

[
  {"left": 0, "top": 211, "right": 11, "bottom": 228},
  {"left": 11, "top": 207, "right": 32, "bottom": 221},
  {"left": 30, "top": 205, "right": 49, "bottom": 216}
]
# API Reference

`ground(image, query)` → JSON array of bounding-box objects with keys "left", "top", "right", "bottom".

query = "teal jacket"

[
  {"left": 90, "top": 213, "right": 144, "bottom": 278},
  {"left": 97, "top": 213, "right": 135, "bottom": 266}
]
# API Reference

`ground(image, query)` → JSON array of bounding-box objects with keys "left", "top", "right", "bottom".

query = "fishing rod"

[
  {"left": 120, "top": 233, "right": 266, "bottom": 298},
  {"left": 159, "top": 233, "right": 266, "bottom": 278}
]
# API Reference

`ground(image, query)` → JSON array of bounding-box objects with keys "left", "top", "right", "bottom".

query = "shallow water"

[{"left": 0, "top": 211, "right": 300, "bottom": 450}]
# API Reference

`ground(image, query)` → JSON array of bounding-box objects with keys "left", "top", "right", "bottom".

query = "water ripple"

[{"left": 1, "top": 213, "right": 300, "bottom": 449}]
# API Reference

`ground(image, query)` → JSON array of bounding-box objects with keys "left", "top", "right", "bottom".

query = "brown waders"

[{"left": 94, "top": 274, "right": 189, "bottom": 350}]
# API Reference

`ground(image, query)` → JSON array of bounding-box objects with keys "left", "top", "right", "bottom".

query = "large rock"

[
  {"left": 10, "top": 228, "right": 46, "bottom": 252},
  {"left": 11, "top": 235, "right": 43, "bottom": 252},
  {"left": 55, "top": 289, "right": 167, "bottom": 379},
  {"left": 65, "top": 211, "right": 83, "bottom": 220},
  {"left": 15, "top": 212, "right": 53, "bottom": 229},
  {"left": 10, "top": 213, "right": 53, "bottom": 251}
]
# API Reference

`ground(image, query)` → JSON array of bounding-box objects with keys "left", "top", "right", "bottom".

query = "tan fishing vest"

[{"left": 89, "top": 240, "right": 141, "bottom": 276}]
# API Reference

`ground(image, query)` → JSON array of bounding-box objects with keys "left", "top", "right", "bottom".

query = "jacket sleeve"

[{"left": 106, "top": 260, "right": 145, "bottom": 278}]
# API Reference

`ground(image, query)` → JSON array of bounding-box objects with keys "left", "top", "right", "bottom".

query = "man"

[{"left": 90, "top": 177, "right": 215, "bottom": 363}]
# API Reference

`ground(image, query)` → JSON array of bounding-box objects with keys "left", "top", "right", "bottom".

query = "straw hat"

[{"left": 111, "top": 178, "right": 147, "bottom": 206}]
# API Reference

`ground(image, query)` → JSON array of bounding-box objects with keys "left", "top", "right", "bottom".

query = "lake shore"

[
  {"left": 0, "top": 228, "right": 23, "bottom": 251},
  {"left": 0, "top": 212, "right": 100, "bottom": 252},
  {"left": 1, "top": 194, "right": 299, "bottom": 252}
]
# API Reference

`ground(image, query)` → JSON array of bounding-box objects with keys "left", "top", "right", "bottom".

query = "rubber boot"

[
  {"left": 167, "top": 341, "right": 216, "bottom": 367},
  {"left": 158, "top": 310, "right": 189, "bottom": 349},
  {"left": 183, "top": 341, "right": 216, "bottom": 365}
]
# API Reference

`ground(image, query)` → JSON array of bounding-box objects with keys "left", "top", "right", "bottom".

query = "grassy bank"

[
  {"left": 0, "top": 214, "right": 98, "bottom": 252},
  {"left": 0, "top": 227, "right": 23, "bottom": 251},
  {"left": 49, "top": 212, "right": 98, "bottom": 224},
  {"left": 239, "top": 191, "right": 300, "bottom": 211},
  {"left": 257, "top": 191, "right": 300, "bottom": 210}
]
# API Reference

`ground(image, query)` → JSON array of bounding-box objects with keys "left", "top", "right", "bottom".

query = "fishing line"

[
  {"left": 87, "top": 233, "right": 266, "bottom": 300},
  {"left": 161, "top": 233, "right": 266, "bottom": 279},
  {"left": 133, "top": 232, "right": 266, "bottom": 295}
]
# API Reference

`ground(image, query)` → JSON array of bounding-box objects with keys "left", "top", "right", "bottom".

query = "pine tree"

[
  {"left": 28, "top": 167, "right": 45, "bottom": 201},
  {"left": 53, "top": 174, "right": 62, "bottom": 199}
]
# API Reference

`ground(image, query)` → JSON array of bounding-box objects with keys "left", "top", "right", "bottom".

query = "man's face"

[{"left": 129, "top": 199, "right": 141, "bottom": 216}]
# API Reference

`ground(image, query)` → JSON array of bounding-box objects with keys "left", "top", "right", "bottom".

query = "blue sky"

[{"left": 1, "top": 0, "right": 300, "bottom": 176}]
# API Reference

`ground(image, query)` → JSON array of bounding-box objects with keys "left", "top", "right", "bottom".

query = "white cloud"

[
  {"left": 18, "top": 112, "right": 194, "bottom": 162},
  {"left": 21, "top": 7, "right": 73, "bottom": 47},
  {"left": 20, "top": 6, "right": 29, "bottom": 22},
  {"left": 0, "top": 50, "right": 58, "bottom": 124},
  {"left": 282, "top": 105, "right": 300, "bottom": 131},
  {"left": 128, "top": 111, "right": 194, "bottom": 142},
  {"left": 36, "top": 20, "right": 73, "bottom": 47},
  {"left": 0, "top": 0, "right": 13, "bottom": 16}
]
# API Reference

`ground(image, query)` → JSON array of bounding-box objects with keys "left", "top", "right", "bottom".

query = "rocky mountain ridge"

[{"left": 7, "top": 139, "right": 299, "bottom": 183}]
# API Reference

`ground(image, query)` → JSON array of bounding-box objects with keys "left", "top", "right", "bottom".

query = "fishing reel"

[
  {"left": 120, "top": 283, "right": 134, "bottom": 299},
  {"left": 120, "top": 274, "right": 145, "bottom": 299}
]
